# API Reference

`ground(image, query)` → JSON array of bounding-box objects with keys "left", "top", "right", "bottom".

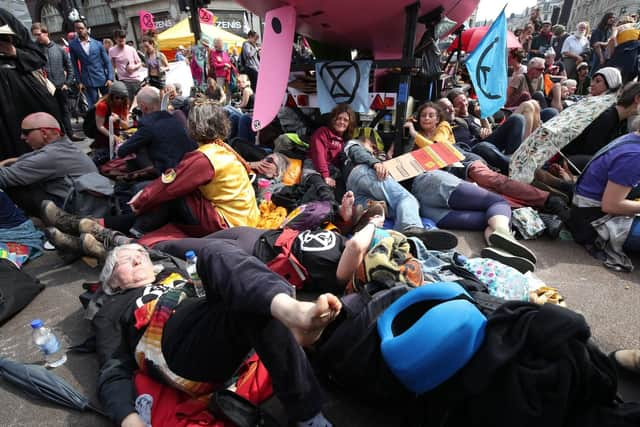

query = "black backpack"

[{"left": 82, "top": 104, "right": 110, "bottom": 139}]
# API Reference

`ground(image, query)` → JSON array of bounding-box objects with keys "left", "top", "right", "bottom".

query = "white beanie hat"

[{"left": 593, "top": 67, "right": 622, "bottom": 91}]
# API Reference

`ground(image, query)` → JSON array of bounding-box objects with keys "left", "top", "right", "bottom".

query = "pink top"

[
  {"left": 109, "top": 45, "right": 143, "bottom": 82},
  {"left": 308, "top": 126, "right": 344, "bottom": 178},
  {"left": 210, "top": 49, "right": 232, "bottom": 81}
]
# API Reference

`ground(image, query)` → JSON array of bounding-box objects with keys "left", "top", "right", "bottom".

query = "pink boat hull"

[{"left": 234, "top": 0, "right": 480, "bottom": 58}]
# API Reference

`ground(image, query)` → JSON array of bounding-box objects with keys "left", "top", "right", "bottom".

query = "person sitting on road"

[
  {"left": 236, "top": 73, "right": 254, "bottom": 111},
  {"left": 116, "top": 87, "right": 197, "bottom": 174},
  {"left": 506, "top": 57, "right": 562, "bottom": 111},
  {"left": 94, "top": 241, "right": 339, "bottom": 427},
  {"left": 566, "top": 122, "right": 640, "bottom": 270},
  {"left": 92, "top": 81, "right": 130, "bottom": 164},
  {"left": 446, "top": 89, "right": 528, "bottom": 175},
  {"left": 0, "top": 112, "right": 97, "bottom": 216}
]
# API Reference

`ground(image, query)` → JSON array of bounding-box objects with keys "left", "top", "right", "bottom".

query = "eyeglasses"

[
  {"left": 534, "top": 67, "right": 545, "bottom": 71},
  {"left": 20, "top": 128, "right": 40, "bottom": 136}
]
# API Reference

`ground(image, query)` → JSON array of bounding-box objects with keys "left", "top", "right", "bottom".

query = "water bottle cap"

[
  {"left": 30, "top": 319, "right": 43, "bottom": 329},
  {"left": 185, "top": 250, "right": 195, "bottom": 259},
  {"left": 257, "top": 178, "right": 270, "bottom": 188}
]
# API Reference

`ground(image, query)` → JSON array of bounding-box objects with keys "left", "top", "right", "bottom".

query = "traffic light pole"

[{"left": 188, "top": 0, "right": 202, "bottom": 42}]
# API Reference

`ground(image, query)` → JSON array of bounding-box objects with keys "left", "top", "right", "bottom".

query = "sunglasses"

[{"left": 20, "top": 128, "right": 40, "bottom": 136}]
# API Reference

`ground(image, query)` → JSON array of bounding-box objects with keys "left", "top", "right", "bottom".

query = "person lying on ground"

[
  {"left": 343, "top": 136, "right": 458, "bottom": 250},
  {"left": 436, "top": 97, "right": 569, "bottom": 216},
  {"left": 0, "top": 112, "right": 97, "bottom": 216},
  {"left": 95, "top": 241, "right": 339, "bottom": 427},
  {"left": 116, "top": 87, "right": 197, "bottom": 174}
]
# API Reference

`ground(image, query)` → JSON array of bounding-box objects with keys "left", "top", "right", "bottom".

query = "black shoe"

[
  {"left": 402, "top": 227, "right": 458, "bottom": 251},
  {"left": 544, "top": 194, "right": 571, "bottom": 222},
  {"left": 69, "top": 134, "right": 85, "bottom": 142},
  {"left": 480, "top": 247, "right": 535, "bottom": 274},
  {"left": 209, "top": 390, "right": 279, "bottom": 427},
  {"left": 488, "top": 230, "right": 537, "bottom": 264},
  {"left": 539, "top": 213, "right": 563, "bottom": 239}
]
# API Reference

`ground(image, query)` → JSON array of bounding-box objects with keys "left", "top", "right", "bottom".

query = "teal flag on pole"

[{"left": 465, "top": 10, "right": 507, "bottom": 118}]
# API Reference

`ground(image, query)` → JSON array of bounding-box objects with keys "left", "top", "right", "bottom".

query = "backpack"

[
  {"left": 82, "top": 104, "right": 110, "bottom": 139},
  {"left": 63, "top": 173, "right": 114, "bottom": 217},
  {"left": 280, "top": 200, "right": 333, "bottom": 231}
]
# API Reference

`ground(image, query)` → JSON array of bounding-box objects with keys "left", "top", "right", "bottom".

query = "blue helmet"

[{"left": 377, "top": 282, "right": 486, "bottom": 394}]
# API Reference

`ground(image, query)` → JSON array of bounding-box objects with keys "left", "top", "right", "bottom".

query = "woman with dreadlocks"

[{"left": 124, "top": 99, "right": 259, "bottom": 239}]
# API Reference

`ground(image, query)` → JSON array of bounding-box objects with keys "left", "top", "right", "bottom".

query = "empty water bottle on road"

[
  {"left": 31, "top": 319, "right": 67, "bottom": 368},
  {"left": 185, "top": 250, "right": 206, "bottom": 297}
]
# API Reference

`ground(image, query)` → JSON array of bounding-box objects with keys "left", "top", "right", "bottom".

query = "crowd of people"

[{"left": 0, "top": 6, "right": 640, "bottom": 427}]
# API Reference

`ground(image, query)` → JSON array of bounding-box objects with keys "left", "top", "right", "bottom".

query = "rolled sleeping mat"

[{"left": 377, "top": 282, "right": 486, "bottom": 394}]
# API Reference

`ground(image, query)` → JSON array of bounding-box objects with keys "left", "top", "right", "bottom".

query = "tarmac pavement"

[{"left": 1, "top": 231, "right": 639, "bottom": 426}]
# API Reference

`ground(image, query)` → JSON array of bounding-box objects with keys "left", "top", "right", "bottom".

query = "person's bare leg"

[
  {"left": 270, "top": 293, "right": 342, "bottom": 347},
  {"left": 515, "top": 100, "right": 540, "bottom": 139},
  {"left": 550, "top": 84, "right": 563, "bottom": 112}
]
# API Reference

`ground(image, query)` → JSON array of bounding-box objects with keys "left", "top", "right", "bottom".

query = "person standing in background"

[
  {"left": 109, "top": 29, "right": 143, "bottom": 103},
  {"left": 31, "top": 24, "right": 83, "bottom": 141},
  {"left": 241, "top": 30, "right": 260, "bottom": 91},
  {"left": 210, "top": 37, "right": 232, "bottom": 100},
  {"left": 68, "top": 20, "right": 114, "bottom": 108},
  {"left": 590, "top": 12, "right": 615, "bottom": 75}
]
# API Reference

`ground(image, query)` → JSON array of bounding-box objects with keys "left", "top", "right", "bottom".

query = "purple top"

[{"left": 576, "top": 132, "right": 640, "bottom": 201}]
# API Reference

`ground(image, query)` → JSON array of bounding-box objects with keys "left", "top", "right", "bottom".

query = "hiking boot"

[
  {"left": 80, "top": 233, "right": 106, "bottom": 260},
  {"left": 480, "top": 247, "right": 535, "bottom": 274},
  {"left": 40, "top": 200, "right": 83, "bottom": 235},
  {"left": 611, "top": 349, "right": 640, "bottom": 375},
  {"left": 79, "top": 218, "right": 106, "bottom": 238},
  {"left": 402, "top": 227, "right": 459, "bottom": 251},
  {"left": 488, "top": 229, "right": 537, "bottom": 264},
  {"left": 44, "top": 227, "right": 82, "bottom": 254}
]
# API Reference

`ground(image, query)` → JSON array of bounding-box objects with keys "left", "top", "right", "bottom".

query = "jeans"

[
  {"left": 471, "top": 113, "right": 526, "bottom": 175},
  {"left": 347, "top": 165, "right": 422, "bottom": 231}
]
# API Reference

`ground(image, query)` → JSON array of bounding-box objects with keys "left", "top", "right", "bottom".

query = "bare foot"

[
  {"left": 338, "top": 191, "right": 355, "bottom": 223},
  {"left": 271, "top": 293, "right": 342, "bottom": 347}
]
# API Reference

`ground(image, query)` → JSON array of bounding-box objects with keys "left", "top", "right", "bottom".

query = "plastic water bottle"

[
  {"left": 257, "top": 178, "right": 271, "bottom": 202},
  {"left": 31, "top": 319, "right": 67, "bottom": 368},
  {"left": 185, "top": 250, "right": 206, "bottom": 298},
  {"left": 383, "top": 114, "right": 392, "bottom": 132}
]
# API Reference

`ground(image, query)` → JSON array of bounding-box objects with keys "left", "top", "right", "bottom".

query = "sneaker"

[
  {"left": 44, "top": 227, "right": 82, "bottom": 254},
  {"left": 480, "top": 247, "right": 535, "bottom": 274},
  {"left": 80, "top": 233, "right": 106, "bottom": 260},
  {"left": 402, "top": 226, "right": 459, "bottom": 251},
  {"left": 611, "top": 349, "right": 640, "bottom": 375},
  {"left": 488, "top": 229, "right": 537, "bottom": 264}
]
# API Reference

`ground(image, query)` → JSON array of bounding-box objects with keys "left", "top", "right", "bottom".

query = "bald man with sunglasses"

[{"left": 0, "top": 112, "right": 97, "bottom": 215}]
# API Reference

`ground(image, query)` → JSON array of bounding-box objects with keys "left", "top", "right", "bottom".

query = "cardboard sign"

[
  {"left": 139, "top": 10, "right": 156, "bottom": 32},
  {"left": 199, "top": 8, "right": 217, "bottom": 25},
  {"left": 383, "top": 142, "right": 464, "bottom": 182}
]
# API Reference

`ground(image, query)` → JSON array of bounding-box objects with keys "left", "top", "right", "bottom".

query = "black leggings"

[
  {"left": 161, "top": 239, "right": 324, "bottom": 422},
  {"left": 153, "top": 227, "right": 263, "bottom": 259}
]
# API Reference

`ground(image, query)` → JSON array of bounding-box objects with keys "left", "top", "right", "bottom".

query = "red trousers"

[{"left": 467, "top": 161, "right": 548, "bottom": 208}]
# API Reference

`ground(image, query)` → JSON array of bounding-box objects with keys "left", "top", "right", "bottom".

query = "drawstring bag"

[{"left": 512, "top": 207, "right": 546, "bottom": 240}]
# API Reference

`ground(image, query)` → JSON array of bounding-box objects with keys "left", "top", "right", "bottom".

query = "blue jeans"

[
  {"left": 347, "top": 165, "right": 422, "bottom": 231},
  {"left": 471, "top": 113, "right": 526, "bottom": 175}
]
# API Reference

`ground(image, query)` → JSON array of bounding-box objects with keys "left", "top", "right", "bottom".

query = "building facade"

[
  {"left": 567, "top": 0, "right": 640, "bottom": 31},
  {"left": 25, "top": 0, "right": 260, "bottom": 45}
]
